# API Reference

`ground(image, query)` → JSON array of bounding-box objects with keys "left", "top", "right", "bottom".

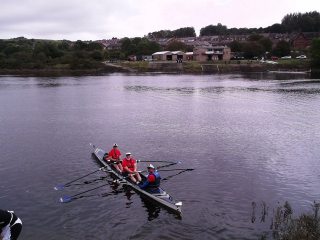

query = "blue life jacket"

[{"left": 148, "top": 171, "right": 161, "bottom": 188}]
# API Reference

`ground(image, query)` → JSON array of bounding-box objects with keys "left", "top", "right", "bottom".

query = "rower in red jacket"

[
  {"left": 105, "top": 143, "right": 123, "bottom": 173},
  {"left": 122, "top": 152, "right": 141, "bottom": 184},
  {"left": 139, "top": 164, "right": 161, "bottom": 193}
]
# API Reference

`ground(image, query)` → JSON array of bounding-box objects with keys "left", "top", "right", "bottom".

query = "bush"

[{"left": 270, "top": 201, "right": 320, "bottom": 240}]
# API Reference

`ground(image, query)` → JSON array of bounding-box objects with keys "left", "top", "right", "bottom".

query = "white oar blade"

[
  {"left": 54, "top": 184, "right": 64, "bottom": 191},
  {"left": 60, "top": 196, "right": 72, "bottom": 203}
]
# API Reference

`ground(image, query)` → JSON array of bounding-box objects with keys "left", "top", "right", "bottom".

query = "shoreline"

[{"left": 0, "top": 61, "right": 317, "bottom": 77}]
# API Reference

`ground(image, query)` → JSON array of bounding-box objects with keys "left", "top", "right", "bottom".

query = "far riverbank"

[
  {"left": 118, "top": 59, "right": 313, "bottom": 74},
  {"left": 0, "top": 59, "right": 318, "bottom": 77}
]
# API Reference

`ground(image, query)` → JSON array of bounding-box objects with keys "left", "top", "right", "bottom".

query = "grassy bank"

[
  {"left": 0, "top": 63, "right": 127, "bottom": 76},
  {"left": 0, "top": 59, "right": 313, "bottom": 76},
  {"left": 119, "top": 60, "right": 312, "bottom": 74}
]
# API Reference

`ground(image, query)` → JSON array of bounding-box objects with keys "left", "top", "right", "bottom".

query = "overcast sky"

[{"left": 0, "top": 0, "right": 319, "bottom": 41}]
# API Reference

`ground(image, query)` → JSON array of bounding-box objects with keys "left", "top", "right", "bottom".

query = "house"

[
  {"left": 292, "top": 33, "right": 310, "bottom": 49},
  {"left": 153, "top": 38, "right": 174, "bottom": 47},
  {"left": 98, "top": 38, "right": 121, "bottom": 50},
  {"left": 152, "top": 51, "right": 173, "bottom": 61},
  {"left": 177, "top": 37, "right": 197, "bottom": 47},
  {"left": 185, "top": 52, "right": 194, "bottom": 61},
  {"left": 291, "top": 32, "right": 320, "bottom": 50},
  {"left": 193, "top": 45, "right": 231, "bottom": 61},
  {"left": 142, "top": 55, "right": 153, "bottom": 61},
  {"left": 171, "top": 51, "right": 186, "bottom": 61}
]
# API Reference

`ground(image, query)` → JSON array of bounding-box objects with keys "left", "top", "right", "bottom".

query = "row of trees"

[
  {"left": 200, "top": 11, "right": 320, "bottom": 36},
  {"left": 282, "top": 11, "right": 320, "bottom": 33},
  {"left": 0, "top": 38, "right": 107, "bottom": 69},
  {"left": 119, "top": 37, "right": 161, "bottom": 57},
  {"left": 147, "top": 27, "right": 196, "bottom": 38},
  {"left": 229, "top": 34, "right": 291, "bottom": 59},
  {"left": 146, "top": 11, "right": 320, "bottom": 38},
  {"left": 1, "top": 34, "right": 319, "bottom": 69},
  {"left": 106, "top": 37, "right": 162, "bottom": 60},
  {"left": 311, "top": 38, "right": 320, "bottom": 67},
  {"left": 0, "top": 37, "right": 165, "bottom": 68}
]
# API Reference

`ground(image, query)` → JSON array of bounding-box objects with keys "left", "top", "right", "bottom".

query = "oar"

[
  {"left": 63, "top": 176, "right": 112, "bottom": 187},
  {"left": 137, "top": 160, "right": 180, "bottom": 164},
  {"left": 54, "top": 167, "right": 106, "bottom": 190},
  {"left": 162, "top": 169, "right": 193, "bottom": 182},
  {"left": 158, "top": 168, "right": 194, "bottom": 172},
  {"left": 59, "top": 182, "right": 110, "bottom": 203},
  {"left": 157, "top": 161, "right": 181, "bottom": 170}
]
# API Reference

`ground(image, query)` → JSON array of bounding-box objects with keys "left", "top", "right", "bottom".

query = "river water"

[{"left": 0, "top": 73, "right": 320, "bottom": 239}]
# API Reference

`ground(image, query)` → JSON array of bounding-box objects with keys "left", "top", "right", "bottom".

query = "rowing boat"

[{"left": 91, "top": 144, "right": 182, "bottom": 215}]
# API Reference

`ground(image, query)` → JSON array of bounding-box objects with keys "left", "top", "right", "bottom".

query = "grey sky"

[{"left": 0, "top": 0, "right": 319, "bottom": 40}]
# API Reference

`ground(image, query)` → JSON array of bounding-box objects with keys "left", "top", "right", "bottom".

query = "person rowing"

[
  {"left": 0, "top": 209, "right": 22, "bottom": 240},
  {"left": 139, "top": 164, "right": 161, "bottom": 193},
  {"left": 105, "top": 143, "right": 123, "bottom": 173},
  {"left": 121, "top": 152, "right": 141, "bottom": 184}
]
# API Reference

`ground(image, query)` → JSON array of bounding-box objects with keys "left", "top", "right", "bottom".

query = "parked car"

[
  {"left": 296, "top": 55, "right": 307, "bottom": 59},
  {"left": 271, "top": 56, "right": 278, "bottom": 60},
  {"left": 281, "top": 56, "right": 292, "bottom": 59},
  {"left": 231, "top": 56, "right": 244, "bottom": 60}
]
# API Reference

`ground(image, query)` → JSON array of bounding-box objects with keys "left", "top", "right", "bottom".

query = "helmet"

[
  {"left": 113, "top": 143, "right": 118, "bottom": 147},
  {"left": 125, "top": 152, "right": 131, "bottom": 156},
  {"left": 147, "top": 164, "right": 155, "bottom": 169}
]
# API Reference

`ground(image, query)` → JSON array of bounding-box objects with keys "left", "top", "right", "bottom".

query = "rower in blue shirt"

[{"left": 139, "top": 164, "right": 161, "bottom": 193}]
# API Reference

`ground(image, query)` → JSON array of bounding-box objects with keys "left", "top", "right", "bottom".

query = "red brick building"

[{"left": 292, "top": 33, "right": 310, "bottom": 49}]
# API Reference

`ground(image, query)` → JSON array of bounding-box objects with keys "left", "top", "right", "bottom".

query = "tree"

[
  {"left": 258, "top": 37, "right": 273, "bottom": 52},
  {"left": 146, "top": 41, "right": 161, "bottom": 54},
  {"left": 148, "top": 27, "right": 195, "bottom": 39},
  {"left": 172, "top": 27, "right": 196, "bottom": 37},
  {"left": 87, "top": 42, "right": 103, "bottom": 51},
  {"left": 73, "top": 40, "right": 87, "bottom": 50},
  {"left": 200, "top": 23, "right": 227, "bottom": 36},
  {"left": 136, "top": 39, "right": 160, "bottom": 55},
  {"left": 57, "top": 40, "right": 71, "bottom": 51},
  {"left": 90, "top": 51, "right": 103, "bottom": 61},
  {"left": 272, "top": 40, "right": 291, "bottom": 57},
  {"left": 281, "top": 11, "right": 320, "bottom": 32},
  {"left": 148, "top": 30, "right": 173, "bottom": 39},
  {"left": 310, "top": 38, "right": 320, "bottom": 68},
  {"left": 265, "top": 23, "right": 284, "bottom": 33},
  {"left": 165, "top": 40, "right": 190, "bottom": 51},
  {"left": 229, "top": 41, "right": 243, "bottom": 52},
  {"left": 120, "top": 37, "right": 160, "bottom": 57},
  {"left": 132, "top": 37, "right": 142, "bottom": 45},
  {"left": 242, "top": 42, "right": 265, "bottom": 59},
  {"left": 248, "top": 34, "right": 263, "bottom": 41},
  {"left": 33, "top": 41, "right": 63, "bottom": 59}
]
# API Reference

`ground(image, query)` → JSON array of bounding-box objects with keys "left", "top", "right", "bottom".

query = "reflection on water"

[
  {"left": 141, "top": 197, "right": 162, "bottom": 221},
  {"left": 125, "top": 78, "right": 320, "bottom": 96},
  {"left": 1, "top": 73, "right": 320, "bottom": 240}
]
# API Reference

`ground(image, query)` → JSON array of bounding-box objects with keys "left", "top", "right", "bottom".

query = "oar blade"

[
  {"left": 54, "top": 184, "right": 65, "bottom": 191},
  {"left": 59, "top": 196, "right": 73, "bottom": 203}
]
